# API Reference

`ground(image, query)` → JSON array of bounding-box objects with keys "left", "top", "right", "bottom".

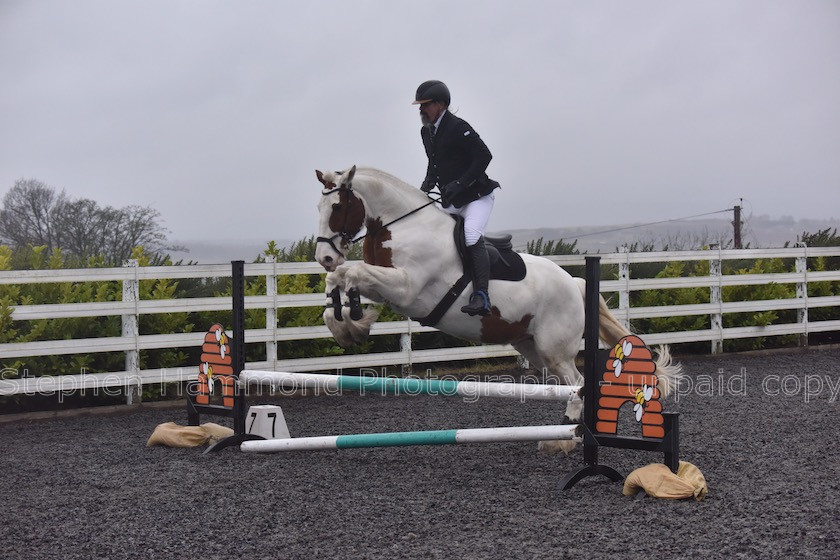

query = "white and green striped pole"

[
  {"left": 240, "top": 371, "right": 581, "bottom": 402},
  {"left": 240, "top": 424, "right": 581, "bottom": 453}
]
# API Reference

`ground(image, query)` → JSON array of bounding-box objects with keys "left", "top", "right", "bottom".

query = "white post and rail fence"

[{"left": 1, "top": 247, "right": 838, "bottom": 403}]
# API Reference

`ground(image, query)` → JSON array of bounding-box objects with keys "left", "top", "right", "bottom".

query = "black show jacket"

[{"left": 421, "top": 110, "right": 500, "bottom": 207}]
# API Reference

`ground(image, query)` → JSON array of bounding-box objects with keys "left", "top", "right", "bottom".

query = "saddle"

[
  {"left": 411, "top": 216, "right": 526, "bottom": 327},
  {"left": 452, "top": 216, "right": 526, "bottom": 282}
]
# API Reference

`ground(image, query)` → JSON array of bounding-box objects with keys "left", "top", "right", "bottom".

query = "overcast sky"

[{"left": 1, "top": 0, "right": 838, "bottom": 247}]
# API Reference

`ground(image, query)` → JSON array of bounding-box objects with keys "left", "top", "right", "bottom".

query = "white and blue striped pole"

[
  {"left": 240, "top": 371, "right": 581, "bottom": 402},
  {"left": 240, "top": 424, "right": 581, "bottom": 453}
]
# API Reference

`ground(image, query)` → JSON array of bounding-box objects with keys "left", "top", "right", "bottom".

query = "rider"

[{"left": 413, "top": 80, "right": 500, "bottom": 316}]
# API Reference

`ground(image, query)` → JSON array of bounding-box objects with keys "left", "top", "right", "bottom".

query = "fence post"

[
  {"left": 265, "top": 256, "right": 278, "bottom": 369},
  {"left": 400, "top": 325, "right": 412, "bottom": 375},
  {"left": 795, "top": 243, "right": 808, "bottom": 347},
  {"left": 122, "top": 259, "right": 141, "bottom": 404},
  {"left": 618, "top": 245, "right": 630, "bottom": 328},
  {"left": 709, "top": 244, "right": 723, "bottom": 355}
]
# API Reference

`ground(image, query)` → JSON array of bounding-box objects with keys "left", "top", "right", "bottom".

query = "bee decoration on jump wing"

[
  {"left": 215, "top": 327, "right": 228, "bottom": 359},
  {"left": 634, "top": 384, "right": 654, "bottom": 422},
  {"left": 201, "top": 362, "right": 214, "bottom": 394},
  {"left": 612, "top": 339, "right": 634, "bottom": 377}
]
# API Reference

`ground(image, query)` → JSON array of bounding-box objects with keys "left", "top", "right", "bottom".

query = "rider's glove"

[{"left": 440, "top": 180, "right": 465, "bottom": 207}]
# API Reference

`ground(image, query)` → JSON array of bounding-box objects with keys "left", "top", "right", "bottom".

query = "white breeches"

[{"left": 441, "top": 192, "right": 495, "bottom": 246}]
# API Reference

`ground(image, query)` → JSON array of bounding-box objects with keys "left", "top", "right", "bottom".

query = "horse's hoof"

[{"left": 537, "top": 439, "right": 578, "bottom": 455}]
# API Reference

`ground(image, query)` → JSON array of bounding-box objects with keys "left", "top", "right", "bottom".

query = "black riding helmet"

[{"left": 413, "top": 80, "right": 450, "bottom": 106}]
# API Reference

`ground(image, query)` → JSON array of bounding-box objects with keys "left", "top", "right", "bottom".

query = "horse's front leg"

[
  {"left": 325, "top": 268, "right": 348, "bottom": 295},
  {"left": 343, "top": 263, "right": 414, "bottom": 308},
  {"left": 324, "top": 263, "right": 406, "bottom": 349},
  {"left": 322, "top": 267, "right": 364, "bottom": 348}
]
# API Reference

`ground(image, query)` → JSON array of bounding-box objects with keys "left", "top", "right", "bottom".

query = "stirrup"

[{"left": 461, "top": 290, "right": 490, "bottom": 316}]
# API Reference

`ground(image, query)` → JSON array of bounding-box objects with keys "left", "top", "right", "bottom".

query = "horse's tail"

[{"left": 576, "top": 278, "right": 683, "bottom": 398}]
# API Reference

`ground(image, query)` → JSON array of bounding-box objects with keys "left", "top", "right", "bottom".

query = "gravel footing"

[{"left": 2, "top": 349, "right": 839, "bottom": 559}]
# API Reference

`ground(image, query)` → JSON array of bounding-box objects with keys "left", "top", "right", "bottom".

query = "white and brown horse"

[{"left": 314, "top": 165, "right": 681, "bottom": 452}]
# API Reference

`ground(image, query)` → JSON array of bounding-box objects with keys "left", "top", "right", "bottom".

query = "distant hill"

[
  {"left": 494, "top": 215, "right": 838, "bottom": 253},
  {"left": 166, "top": 239, "right": 294, "bottom": 265},
  {"left": 167, "top": 216, "right": 837, "bottom": 263}
]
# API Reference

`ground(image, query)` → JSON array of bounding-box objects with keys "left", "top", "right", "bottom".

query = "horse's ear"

[
  {"left": 316, "top": 170, "right": 326, "bottom": 186},
  {"left": 346, "top": 165, "right": 356, "bottom": 183}
]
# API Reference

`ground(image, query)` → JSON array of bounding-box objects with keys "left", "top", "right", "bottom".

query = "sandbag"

[
  {"left": 146, "top": 422, "right": 234, "bottom": 448},
  {"left": 622, "top": 461, "right": 708, "bottom": 500}
]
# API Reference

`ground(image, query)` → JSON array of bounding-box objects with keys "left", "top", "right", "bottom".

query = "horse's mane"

[{"left": 353, "top": 167, "right": 432, "bottom": 208}]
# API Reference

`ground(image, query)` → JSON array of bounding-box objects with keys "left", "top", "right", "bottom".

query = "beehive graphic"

[
  {"left": 597, "top": 335, "right": 665, "bottom": 438},
  {"left": 196, "top": 323, "right": 235, "bottom": 408}
]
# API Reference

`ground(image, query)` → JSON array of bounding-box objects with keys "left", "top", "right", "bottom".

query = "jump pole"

[
  {"left": 241, "top": 424, "right": 582, "bottom": 453},
  {"left": 240, "top": 370, "right": 582, "bottom": 402}
]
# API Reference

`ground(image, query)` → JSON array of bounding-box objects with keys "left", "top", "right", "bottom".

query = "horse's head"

[{"left": 314, "top": 165, "right": 365, "bottom": 271}]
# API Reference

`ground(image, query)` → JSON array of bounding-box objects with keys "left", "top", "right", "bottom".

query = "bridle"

[
  {"left": 316, "top": 182, "right": 439, "bottom": 260},
  {"left": 316, "top": 185, "right": 359, "bottom": 258}
]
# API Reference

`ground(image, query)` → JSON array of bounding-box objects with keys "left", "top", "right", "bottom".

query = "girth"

[{"left": 410, "top": 216, "right": 526, "bottom": 327}]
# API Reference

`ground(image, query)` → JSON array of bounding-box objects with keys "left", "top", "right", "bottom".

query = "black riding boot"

[{"left": 461, "top": 238, "right": 491, "bottom": 316}]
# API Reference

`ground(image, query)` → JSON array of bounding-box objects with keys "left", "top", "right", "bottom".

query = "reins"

[
  {"left": 365, "top": 196, "right": 438, "bottom": 242},
  {"left": 317, "top": 183, "right": 440, "bottom": 257}
]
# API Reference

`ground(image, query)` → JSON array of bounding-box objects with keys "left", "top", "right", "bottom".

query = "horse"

[{"left": 313, "top": 165, "right": 681, "bottom": 453}]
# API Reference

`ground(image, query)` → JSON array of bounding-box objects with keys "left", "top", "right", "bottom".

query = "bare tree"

[
  {"left": 1, "top": 178, "right": 179, "bottom": 264},
  {"left": 52, "top": 198, "right": 106, "bottom": 258},
  {"left": 0, "top": 179, "right": 67, "bottom": 250},
  {"left": 100, "top": 205, "right": 171, "bottom": 264}
]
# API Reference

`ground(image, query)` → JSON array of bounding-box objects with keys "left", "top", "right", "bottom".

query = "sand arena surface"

[{"left": 2, "top": 349, "right": 838, "bottom": 559}]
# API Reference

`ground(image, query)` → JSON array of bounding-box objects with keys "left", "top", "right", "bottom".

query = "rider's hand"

[
  {"left": 420, "top": 179, "right": 434, "bottom": 193},
  {"left": 441, "top": 180, "right": 465, "bottom": 207}
]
